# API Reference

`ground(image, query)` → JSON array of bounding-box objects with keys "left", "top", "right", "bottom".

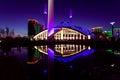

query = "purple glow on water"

[
  {"left": 69, "top": 9, "right": 72, "bottom": 18},
  {"left": 48, "top": 48, "right": 54, "bottom": 59},
  {"left": 69, "top": 65, "right": 73, "bottom": 69},
  {"left": 48, "top": 0, "right": 54, "bottom": 37},
  {"left": 43, "top": 69, "right": 48, "bottom": 74}
]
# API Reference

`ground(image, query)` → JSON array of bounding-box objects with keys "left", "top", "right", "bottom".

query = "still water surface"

[{"left": 0, "top": 44, "right": 120, "bottom": 80}]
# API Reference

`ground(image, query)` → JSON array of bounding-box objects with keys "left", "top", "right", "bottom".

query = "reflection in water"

[
  {"left": 34, "top": 45, "right": 48, "bottom": 55},
  {"left": 34, "top": 44, "right": 91, "bottom": 57},
  {"left": 48, "top": 48, "right": 54, "bottom": 80},
  {"left": 106, "top": 49, "right": 120, "bottom": 55},
  {"left": 33, "top": 44, "right": 94, "bottom": 63},
  {"left": 2, "top": 45, "right": 120, "bottom": 80},
  {"left": 55, "top": 44, "right": 86, "bottom": 57},
  {"left": 27, "top": 47, "right": 44, "bottom": 64},
  {"left": 56, "top": 46, "right": 95, "bottom": 63},
  {"left": 114, "top": 50, "right": 120, "bottom": 55}
]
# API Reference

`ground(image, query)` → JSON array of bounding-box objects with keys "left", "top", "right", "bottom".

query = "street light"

[{"left": 110, "top": 22, "right": 115, "bottom": 38}]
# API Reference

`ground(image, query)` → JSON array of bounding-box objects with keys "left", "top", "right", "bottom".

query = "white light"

[
  {"left": 88, "top": 35, "right": 91, "bottom": 39},
  {"left": 88, "top": 46, "right": 91, "bottom": 50},
  {"left": 110, "top": 64, "right": 115, "bottom": 67},
  {"left": 0, "top": 40, "right": 2, "bottom": 43},
  {"left": 104, "top": 31, "right": 107, "bottom": 33},
  {"left": 110, "top": 22, "right": 115, "bottom": 25}
]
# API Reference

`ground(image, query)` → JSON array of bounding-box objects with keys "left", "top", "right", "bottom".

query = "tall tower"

[
  {"left": 48, "top": 0, "right": 54, "bottom": 37},
  {"left": 69, "top": 9, "right": 72, "bottom": 19},
  {"left": 69, "top": 9, "right": 72, "bottom": 23},
  {"left": 44, "top": 3, "right": 48, "bottom": 30}
]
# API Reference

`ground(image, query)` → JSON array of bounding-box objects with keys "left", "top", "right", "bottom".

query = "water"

[{"left": 0, "top": 44, "right": 120, "bottom": 80}]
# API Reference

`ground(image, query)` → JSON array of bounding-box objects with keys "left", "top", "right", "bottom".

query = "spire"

[
  {"left": 44, "top": 3, "right": 48, "bottom": 30},
  {"left": 44, "top": 3, "right": 47, "bottom": 14},
  {"left": 69, "top": 9, "right": 72, "bottom": 19}
]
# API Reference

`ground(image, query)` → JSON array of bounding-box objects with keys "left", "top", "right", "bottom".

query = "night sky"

[{"left": 0, "top": 0, "right": 120, "bottom": 36}]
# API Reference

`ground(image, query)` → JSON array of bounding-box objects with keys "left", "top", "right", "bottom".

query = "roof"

[{"left": 55, "top": 21, "right": 92, "bottom": 35}]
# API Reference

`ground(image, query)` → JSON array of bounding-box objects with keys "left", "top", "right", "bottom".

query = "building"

[
  {"left": 92, "top": 27, "right": 103, "bottom": 33},
  {"left": 91, "top": 27, "right": 104, "bottom": 39},
  {"left": 0, "top": 27, "right": 15, "bottom": 38},
  {"left": 35, "top": 24, "right": 44, "bottom": 34},
  {"left": 28, "top": 19, "right": 38, "bottom": 37},
  {"left": 114, "top": 28, "right": 120, "bottom": 39},
  {"left": 28, "top": 19, "right": 43, "bottom": 38},
  {"left": 34, "top": 21, "right": 91, "bottom": 41}
]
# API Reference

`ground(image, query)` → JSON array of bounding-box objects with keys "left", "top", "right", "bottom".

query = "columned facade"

[
  {"left": 54, "top": 28, "right": 87, "bottom": 41},
  {"left": 34, "top": 28, "right": 88, "bottom": 41}
]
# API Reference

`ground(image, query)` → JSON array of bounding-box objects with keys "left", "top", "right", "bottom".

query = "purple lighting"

[
  {"left": 44, "top": 3, "right": 48, "bottom": 30},
  {"left": 48, "top": 0, "right": 54, "bottom": 37},
  {"left": 69, "top": 9, "right": 72, "bottom": 19},
  {"left": 44, "top": 3, "right": 47, "bottom": 15}
]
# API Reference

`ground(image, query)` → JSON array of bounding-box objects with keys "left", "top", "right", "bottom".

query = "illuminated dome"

[{"left": 55, "top": 21, "right": 92, "bottom": 35}]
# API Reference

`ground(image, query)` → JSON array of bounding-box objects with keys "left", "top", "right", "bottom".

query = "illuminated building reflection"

[
  {"left": 27, "top": 47, "right": 45, "bottom": 64},
  {"left": 54, "top": 44, "right": 86, "bottom": 57},
  {"left": 34, "top": 44, "right": 92, "bottom": 57},
  {"left": 27, "top": 44, "right": 94, "bottom": 64}
]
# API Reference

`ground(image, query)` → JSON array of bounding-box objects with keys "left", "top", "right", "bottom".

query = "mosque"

[{"left": 29, "top": 0, "right": 92, "bottom": 42}]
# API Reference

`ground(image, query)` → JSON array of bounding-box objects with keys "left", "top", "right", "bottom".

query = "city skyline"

[{"left": 0, "top": 0, "right": 120, "bottom": 36}]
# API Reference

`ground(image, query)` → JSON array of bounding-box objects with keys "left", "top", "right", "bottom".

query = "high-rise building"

[
  {"left": 28, "top": 19, "right": 38, "bottom": 37},
  {"left": 35, "top": 24, "right": 44, "bottom": 34}
]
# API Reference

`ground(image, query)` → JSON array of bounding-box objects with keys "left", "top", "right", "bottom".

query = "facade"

[
  {"left": 28, "top": 19, "right": 44, "bottom": 38},
  {"left": 92, "top": 27, "right": 104, "bottom": 39},
  {"left": 33, "top": 21, "right": 91, "bottom": 41},
  {"left": 114, "top": 28, "right": 120, "bottom": 39},
  {"left": 53, "top": 28, "right": 87, "bottom": 41},
  {"left": 34, "top": 27, "right": 88, "bottom": 41},
  {"left": 35, "top": 24, "right": 44, "bottom": 34},
  {"left": 28, "top": 19, "right": 38, "bottom": 37},
  {"left": 92, "top": 27, "right": 103, "bottom": 33}
]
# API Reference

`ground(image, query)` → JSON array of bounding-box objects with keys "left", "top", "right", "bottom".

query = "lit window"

[{"left": 88, "top": 35, "right": 91, "bottom": 39}]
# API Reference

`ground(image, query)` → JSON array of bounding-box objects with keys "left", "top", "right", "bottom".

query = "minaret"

[
  {"left": 44, "top": 3, "right": 47, "bottom": 30},
  {"left": 69, "top": 9, "right": 72, "bottom": 23},
  {"left": 69, "top": 9, "right": 72, "bottom": 19},
  {"left": 48, "top": 0, "right": 54, "bottom": 37}
]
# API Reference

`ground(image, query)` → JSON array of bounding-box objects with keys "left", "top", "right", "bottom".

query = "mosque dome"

[{"left": 55, "top": 21, "right": 92, "bottom": 35}]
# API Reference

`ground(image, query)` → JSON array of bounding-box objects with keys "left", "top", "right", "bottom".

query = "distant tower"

[
  {"left": 44, "top": 3, "right": 48, "bottom": 30},
  {"left": 69, "top": 9, "right": 72, "bottom": 23},
  {"left": 48, "top": 0, "right": 54, "bottom": 37},
  {"left": 69, "top": 9, "right": 72, "bottom": 19}
]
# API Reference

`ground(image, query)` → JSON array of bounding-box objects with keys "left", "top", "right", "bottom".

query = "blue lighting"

[
  {"left": 48, "top": 48, "right": 54, "bottom": 59},
  {"left": 69, "top": 65, "right": 73, "bottom": 69},
  {"left": 56, "top": 49, "right": 95, "bottom": 63},
  {"left": 43, "top": 69, "right": 48, "bottom": 74},
  {"left": 55, "top": 21, "right": 92, "bottom": 35}
]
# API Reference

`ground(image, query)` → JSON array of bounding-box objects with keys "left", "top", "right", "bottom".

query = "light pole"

[{"left": 110, "top": 22, "right": 115, "bottom": 38}]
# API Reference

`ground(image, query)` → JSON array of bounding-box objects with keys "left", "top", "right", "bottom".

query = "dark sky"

[{"left": 0, "top": 0, "right": 120, "bottom": 36}]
